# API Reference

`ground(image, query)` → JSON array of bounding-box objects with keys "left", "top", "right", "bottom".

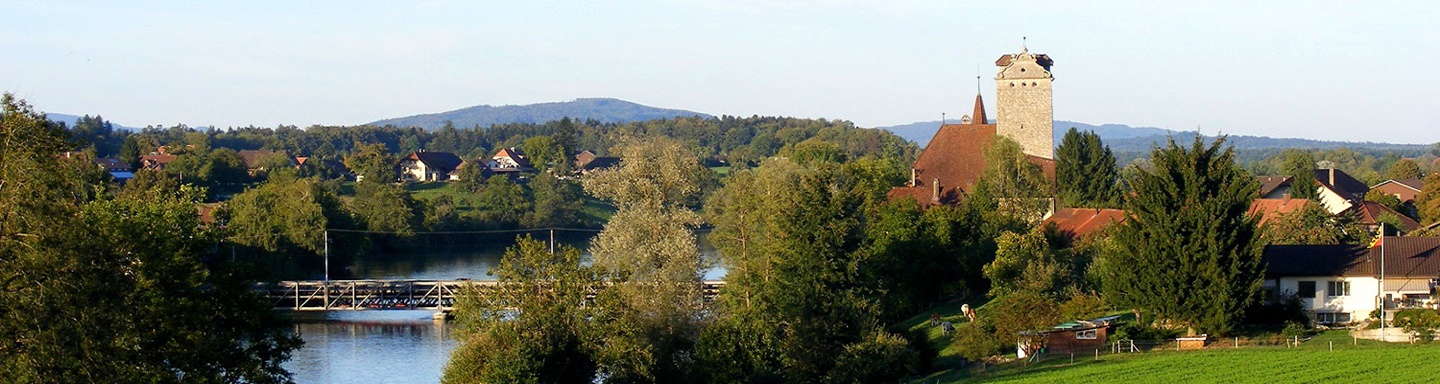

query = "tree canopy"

[
  {"left": 1056, "top": 128, "right": 1120, "bottom": 208},
  {"left": 1100, "top": 136, "right": 1263, "bottom": 335}
]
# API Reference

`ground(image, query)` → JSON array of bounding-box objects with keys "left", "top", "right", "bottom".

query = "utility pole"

[
  {"left": 549, "top": 228, "right": 555, "bottom": 255},
  {"left": 1380, "top": 222, "right": 1386, "bottom": 341},
  {"left": 324, "top": 229, "right": 330, "bottom": 310}
]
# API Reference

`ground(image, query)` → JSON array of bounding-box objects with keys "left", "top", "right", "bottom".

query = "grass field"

[{"left": 902, "top": 303, "right": 1440, "bottom": 384}]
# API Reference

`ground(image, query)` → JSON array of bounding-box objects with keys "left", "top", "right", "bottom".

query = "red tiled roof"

[
  {"left": 237, "top": 149, "right": 291, "bottom": 168},
  {"left": 1248, "top": 198, "right": 1311, "bottom": 226},
  {"left": 1044, "top": 208, "right": 1127, "bottom": 238},
  {"left": 1348, "top": 201, "right": 1421, "bottom": 232},
  {"left": 887, "top": 123, "right": 1056, "bottom": 206}
]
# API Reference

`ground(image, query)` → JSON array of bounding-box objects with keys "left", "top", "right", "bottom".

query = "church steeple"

[{"left": 970, "top": 94, "right": 987, "bottom": 125}]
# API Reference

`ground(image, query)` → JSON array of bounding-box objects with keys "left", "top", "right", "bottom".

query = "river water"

[{"left": 283, "top": 232, "right": 723, "bottom": 384}]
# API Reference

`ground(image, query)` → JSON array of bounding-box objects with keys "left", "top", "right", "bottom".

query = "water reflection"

[
  {"left": 287, "top": 311, "right": 456, "bottom": 384},
  {"left": 286, "top": 231, "right": 725, "bottom": 383}
]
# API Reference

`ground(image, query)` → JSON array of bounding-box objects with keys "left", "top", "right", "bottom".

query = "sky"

[{"left": 3, "top": 1, "right": 1438, "bottom": 143}]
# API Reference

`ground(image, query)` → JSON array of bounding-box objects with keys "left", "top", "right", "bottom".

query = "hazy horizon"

[{"left": 5, "top": 1, "right": 1437, "bottom": 144}]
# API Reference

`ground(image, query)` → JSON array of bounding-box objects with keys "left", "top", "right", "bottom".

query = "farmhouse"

[
  {"left": 400, "top": 150, "right": 464, "bottom": 181},
  {"left": 1262, "top": 237, "right": 1440, "bottom": 326}
]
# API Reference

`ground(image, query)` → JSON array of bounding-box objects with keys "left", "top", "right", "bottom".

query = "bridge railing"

[{"left": 257, "top": 280, "right": 725, "bottom": 311}]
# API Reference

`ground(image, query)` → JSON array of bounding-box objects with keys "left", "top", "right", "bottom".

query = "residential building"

[
  {"left": 1248, "top": 198, "right": 1312, "bottom": 226},
  {"left": 237, "top": 149, "right": 295, "bottom": 173},
  {"left": 1262, "top": 237, "right": 1440, "bottom": 326},
  {"left": 1371, "top": 178, "right": 1424, "bottom": 204},
  {"left": 573, "top": 150, "right": 620, "bottom": 174},
  {"left": 140, "top": 154, "right": 177, "bottom": 170},
  {"left": 1347, "top": 201, "right": 1421, "bottom": 233},
  {"left": 1255, "top": 168, "right": 1368, "bottom": 214},
  {"left": 1042, "top": 208, "right": 1126, "bottom": 241},
  {"left": 400, "top": 151, "right": 464, "bottom": 181},
  {"left": 486, "top": 147, "right": 534, "bottom": 176}
]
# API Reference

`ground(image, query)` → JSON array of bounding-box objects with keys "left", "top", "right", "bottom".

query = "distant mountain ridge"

[
  {"left": 876, "top": 120, "right": 1429, "bottom": 153},
  {"left": 369, "top": 98, "right": 713, "bottom": 130}
]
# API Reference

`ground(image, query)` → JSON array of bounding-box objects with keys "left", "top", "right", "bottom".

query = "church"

[{"left": 888, "top": 46, "right": 1058, "bottom": 205}]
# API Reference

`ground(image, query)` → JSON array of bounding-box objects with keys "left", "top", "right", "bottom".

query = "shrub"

[{"left": 1392, "top": 309, "right": 1440, "bottom": 343}]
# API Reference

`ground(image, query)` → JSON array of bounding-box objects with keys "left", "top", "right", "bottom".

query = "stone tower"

[{"left": 994, "top": 46, "right": 1054, "bottom": 159}]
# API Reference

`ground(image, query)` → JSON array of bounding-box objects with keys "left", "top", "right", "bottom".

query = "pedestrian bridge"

[{"left": 257, "top": 279, "right": 726, "bottom": 311}]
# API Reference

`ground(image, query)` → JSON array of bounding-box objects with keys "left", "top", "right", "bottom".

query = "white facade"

[
  {"left": 1268, "top": 276, "right": 1436, "bottom": 325},
  {"left": 1315, "top": 187, "right": 1354, "bottom": 214}
]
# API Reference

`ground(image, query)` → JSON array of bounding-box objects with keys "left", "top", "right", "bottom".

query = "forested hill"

[
  {"left": 47, "top": 113, "right": 136, "bottom": 131},
  {"left": 369, "top": 98, "right": 713, "bottom": 130}
]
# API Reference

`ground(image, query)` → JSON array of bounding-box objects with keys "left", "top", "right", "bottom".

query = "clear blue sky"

[{"left": 3, "top": 1, "right": 1437, "bottom": 143}]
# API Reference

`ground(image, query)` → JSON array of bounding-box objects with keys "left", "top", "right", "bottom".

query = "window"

[
  {"left": 1076, "top": 330, "right": 1097, "bottom": 340},
  {"left": 1327, "top": 281, "right": 1351, "bottom": 297},
  {"left": 1315, "top": 312, "right": 1352, "bottom": 324},
  {"left": 1297, "top": 281, "right": 1317, "bottom": 298}
]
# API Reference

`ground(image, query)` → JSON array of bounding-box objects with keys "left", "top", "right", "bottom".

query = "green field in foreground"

[{"left": 908, "top": 326, "right": 1440, "bottom": 383}]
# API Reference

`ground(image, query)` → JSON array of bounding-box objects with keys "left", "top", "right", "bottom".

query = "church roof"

[
  {"left": 970, "top": 94, "right": 987, "bottom": 125},
  {"left": 887, "top": 120, "right": 1056, "bottom": 206}
]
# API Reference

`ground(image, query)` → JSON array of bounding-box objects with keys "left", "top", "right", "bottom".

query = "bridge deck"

[{"left": 257, "top": 279, "right": 725, "bottom": 311}]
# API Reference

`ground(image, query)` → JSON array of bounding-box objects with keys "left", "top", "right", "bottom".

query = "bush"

[
  {"left": 1244, "top": 291, "right": 1308, "bottom": 325},
  {"left": 824, "top": 331, "right": 920, "bottom": 384},
  {"left": 1392, "top": 309, "right": 1440, "bottom": 343},
  {"left": 952, "top": 320, "right": 1007, "bottom": 362}
]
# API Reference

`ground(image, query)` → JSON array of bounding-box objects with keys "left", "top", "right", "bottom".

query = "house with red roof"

[
  {"left": 1247, "top": 198, "right": 1313, "bottom": 226},
  {"left": 1042, "top": 208, "right": 1126, "bottom": 241},
  {"left": 1255, "top": 168, "right": 1369, "bottom": 214},
  {"left": 1371, "top": 178, "right": 1425, "bottom": 204}
]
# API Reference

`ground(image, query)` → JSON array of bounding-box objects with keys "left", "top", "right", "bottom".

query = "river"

[{"left": 283, "top": 232, "right": 723, "bottom": 384}]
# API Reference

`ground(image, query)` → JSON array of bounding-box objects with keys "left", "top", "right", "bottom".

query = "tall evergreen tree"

[
  {"left": 1055, "top": 128, "right": 1120, "bottom": 208},
  {"left": 1100, "top": 136, "right": 1263, "bottom": 335},
  {"left": 1280, "top": 149, "right": 1318, "bottom": 200}
]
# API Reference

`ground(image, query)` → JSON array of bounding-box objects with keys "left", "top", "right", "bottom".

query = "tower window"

[
  {"left": 1010, "top": 82, "right": 1015, "bottom": 87},
  {"left": 1032, "top": 82, "right": 1038, "bottom": 86}
]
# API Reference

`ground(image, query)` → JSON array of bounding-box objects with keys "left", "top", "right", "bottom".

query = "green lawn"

[{"left": 908, "top": 328, "right": 1439, "bottom": 383}]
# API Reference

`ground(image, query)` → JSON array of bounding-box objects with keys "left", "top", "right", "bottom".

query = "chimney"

[
  {"left": 931, "top": 178, "right": 941, "bottom": 203},
  {"left": 1283, "top": 193, "right": 1291, "bottom": 201},
  {"left": 911, "top": 169, "right": 917, "bottom": 187},
  {"left": 1329, "top": 168, "right": 1335, "bottom": 185}
]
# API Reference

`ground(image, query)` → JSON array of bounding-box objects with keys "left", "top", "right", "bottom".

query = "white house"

[
  {"left": 1263, "top": 237, "right": 1440, "bottom": 326},
  {"left": 400, "top": 151, "right": 464, "bottom": 181}
]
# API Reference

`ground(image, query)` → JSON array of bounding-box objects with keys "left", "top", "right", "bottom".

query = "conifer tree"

[
  {"left": 1055, "top": 128, "right": 1119, "bottom": 208},
  {"left": 1101, "top": 136, "right": 1263, "bottom": 335},
  {"left": 1280, "top": 149, "right": 1318, "bottom": 200}
]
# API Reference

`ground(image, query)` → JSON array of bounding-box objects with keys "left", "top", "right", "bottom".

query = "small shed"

[{"left": 1017, "top": 315, "right": 1123, "bottom": 359}]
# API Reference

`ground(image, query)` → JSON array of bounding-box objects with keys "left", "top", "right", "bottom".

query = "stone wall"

[{"left": 995, "top": 52, "right": 1055, "bottom": 159}]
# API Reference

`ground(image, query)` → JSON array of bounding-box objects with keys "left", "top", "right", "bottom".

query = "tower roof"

[{"left": 971, "top": 94, "right": 987, "bottom": 125}]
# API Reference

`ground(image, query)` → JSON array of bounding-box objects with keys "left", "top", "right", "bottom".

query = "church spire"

[{"left": 971, "top": 93, "right": 987, "bottom": 125}]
